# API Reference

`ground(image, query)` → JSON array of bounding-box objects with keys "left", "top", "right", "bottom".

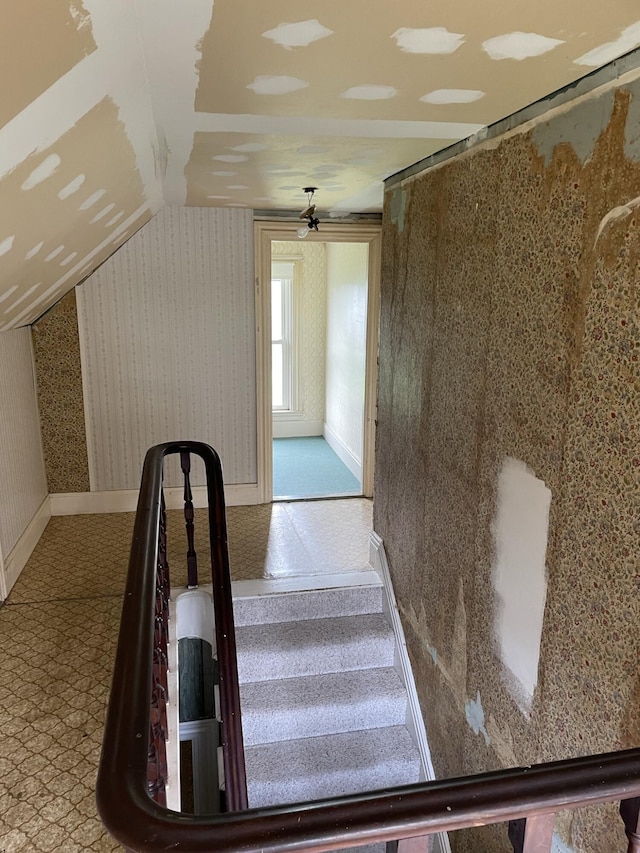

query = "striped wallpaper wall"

[{"left": 76, "top": 206, "right": 256, "bottom": 491}]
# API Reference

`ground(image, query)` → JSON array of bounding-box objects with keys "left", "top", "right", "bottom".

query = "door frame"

[{"left": 254, "top": 220, "right": 382, "bottom": 503}]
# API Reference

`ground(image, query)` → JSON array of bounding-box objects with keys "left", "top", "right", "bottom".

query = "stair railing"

[
  {"left": 97, "top": 441, "right": 247, "bottom": 819},
  {"left": 97, "top": 441, "right": 640, "bottom": 853}
]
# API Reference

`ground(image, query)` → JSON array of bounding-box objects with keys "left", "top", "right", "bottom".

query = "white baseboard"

[
  {"left": 273, "top": 419, "right": 323, "bottom": 438},
  {"left": 1, "top": 496, "right": 51, "bottom": 600},
  {"left": 50, "top": 483, "right": 261, "bottom": 516},
  {"left": 323, "top": 422, "right": 362, "bottom": 483},
  {"left": 370, "top": 532, "right": 452, "bottom": 853}
]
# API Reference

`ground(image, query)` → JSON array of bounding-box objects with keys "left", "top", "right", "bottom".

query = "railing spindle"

[
  {"left": 181, "top": 451, "right": 199, "bottom": 587},
  {"left": 621, "top": 798, "right": 640, "bottom": 852},
  {"left": 509, "top": 813, "right": 555, "bottom": 853}
]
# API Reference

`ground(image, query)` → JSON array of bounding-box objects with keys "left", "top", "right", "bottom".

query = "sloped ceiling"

[{"left": 1, "top": 0, "right": 640, "bottom": 329}]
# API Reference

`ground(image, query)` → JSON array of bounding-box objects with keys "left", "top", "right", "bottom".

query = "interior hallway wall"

[
  {"left": 76, "top": 206, "right": 256, "bottom": 490},
  {"left": 32, "top": 291, "right": 89, "bottom": 493},
  {"left": 325, "top": 243, "right": 369, "bottom": 475},
  {"left": 374, "top": 76, "right": 640, "bottom": 853},
  {"left": 0, "top": 329, "right": 47, "bottom": 557}
]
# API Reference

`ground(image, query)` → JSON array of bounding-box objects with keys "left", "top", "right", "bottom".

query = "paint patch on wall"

[
  {"left": 482, "top": 32, "right": 564, "bottom": 61},
  {"left": 392, "top": 27, "right": 464, "bottom": 55},
  {"left": 465, "top": 691, "right": 490, "bottom": 745},
  {"left": 247, "top": 75, "right": 309, "bottom": 95},
  {"left": 575, "top": 21, "right": 640, "bottom": 66},
  {"left": 421, "top": 89, "right": 485, "bottom": 105},
  {"left": 262, "top": 19, "right": 333, "bottom": 49},
  {"left": 389, "top": 187, "right": 408, "bottom": 233},
  {"left": 493, "top": 457, "right": 551, "bottom": 716},
  {"left": 0, "top": 0, "right": 96, "bottom": 127},
  {"left": 0, "top": 237, "right": 15, "bottom": 258},
  {"left": 341, "top": 85, "right": 397, "bottom": 101},
  {"left": 531, "top": 90, "right": 615, "bottom": 167}
]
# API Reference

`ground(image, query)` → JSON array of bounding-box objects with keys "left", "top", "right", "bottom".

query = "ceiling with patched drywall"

[{"left": 2, "top": 0, "right": 640, "bottom": 329}]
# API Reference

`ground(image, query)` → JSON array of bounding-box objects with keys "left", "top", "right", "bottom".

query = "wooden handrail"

[
  {"left": 97, "top": 441, "right": 640, "bottom": 852},
  {"left": 97, "top": 441, "right": 247, "bottom": 819}
]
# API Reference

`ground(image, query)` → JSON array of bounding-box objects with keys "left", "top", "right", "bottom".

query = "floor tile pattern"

[{"left": 0, "top": 498, "right": 372, "bottom": 851}]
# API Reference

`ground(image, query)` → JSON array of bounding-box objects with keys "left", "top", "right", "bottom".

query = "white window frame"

[{"left": 271, "top": 259, "right": 301, "bottom": 417}]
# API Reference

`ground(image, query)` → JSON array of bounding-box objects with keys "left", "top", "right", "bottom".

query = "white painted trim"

[
  {"left": 231, "top": 569, "right": 381, "bottom": 600},
  {"left": 49, "top": 483, "right": 260, "bottom": 516},
  {"left": 369, "top": 531, "right": 452, "bottom": 853},
  {"left": 166, "top": 593, "right": 181, "bottom": 812},
  {"left": 272, "top": 419, "right": 323, "bottom": 438},
  {"left": 75, "top": 285, "right": 98, "bottom": 492},
  {"left": 323, "top": 421, "right": 362, "bottom": 483},
  {"left": 1, "top": 497, "right": 51, "bottom": 600},
  {"left": 254, "top": 222, "right": 381, "bottom": 502}
]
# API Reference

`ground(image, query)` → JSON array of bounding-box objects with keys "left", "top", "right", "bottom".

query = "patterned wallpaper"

[
  {"left": 32, "top": 291, "right": 90, "bottom": 493},
  {"left": 375, "top": 78, "right": 640, "bottom": 853},
  {"left": 0, "top": 329, "right": 47, "bottom": 556},
  {"left": 325, "top": 243, "right": 369, "bottom": 461},
  {"left": 272, "top": 241, "right": 327, "bottom": 425},
  {"left": 77, "top": 206, "right": 256, "bottom": 491}
]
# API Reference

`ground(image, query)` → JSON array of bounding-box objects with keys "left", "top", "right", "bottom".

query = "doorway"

[{"left": 254, "top": 222, "right": 381, "bottom": 503}]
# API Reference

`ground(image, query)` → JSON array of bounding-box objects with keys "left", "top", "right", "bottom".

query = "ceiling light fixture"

[{"left": 297, "top": 187, "right": 320, "bottom": 238}]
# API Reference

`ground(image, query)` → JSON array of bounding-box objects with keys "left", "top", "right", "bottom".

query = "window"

[{"left": 271, "top": 261, "right": 297, "bottom": 412}]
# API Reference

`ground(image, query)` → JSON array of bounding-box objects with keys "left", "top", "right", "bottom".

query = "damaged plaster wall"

[{"left": 374, "top": 71, "right": 640, "bottom": 853}]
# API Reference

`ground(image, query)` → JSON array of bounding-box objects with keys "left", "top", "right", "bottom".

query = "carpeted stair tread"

[
  {"left": 236, "top": 613, "right": 395, "bottom": 683},
  {"left": 233, "top": 585, "right": 383, "bottom": 627},
  {"left": 240, "top": 667, "right": 406, "bottom": 745},
  {"left": 245, "top": 726, "right": 421, "bottom": 808}
]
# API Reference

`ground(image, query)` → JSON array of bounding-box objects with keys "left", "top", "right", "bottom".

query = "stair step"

[
  {"left": 240, "top": 667, "right": 407, "bottom": 745},
  {"left": 233, "top": 585, "right": 383, "bottom": 627},
  {"left": 236, "top": 613, "right": 395, "bottom": 684},
  {"left": 246, "top": 726, "right": 421, "bottom": 808}
]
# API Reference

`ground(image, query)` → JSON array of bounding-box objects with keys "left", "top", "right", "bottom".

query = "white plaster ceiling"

[{"left": 1, "top": 0, "right": 640, "bottom": 328}]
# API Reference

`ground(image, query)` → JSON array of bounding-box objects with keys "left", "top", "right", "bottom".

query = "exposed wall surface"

[
  {"left": 325, "top": 243, "right": 369, "bottom": 469},
  {"left": 76, "top": 206, "right": 256, "bottom": 490},
  {"left": 0, "top": 329, "right": 47, "bottom": 556},
  {"left": 271, "top": 241, "right": 327, "bottom": 433},
  {"left": 32, "top": 291, "right": 89, "bottom": 493},
  {"left": 375, "top": 75, "right": 640, "bottom": 853}
]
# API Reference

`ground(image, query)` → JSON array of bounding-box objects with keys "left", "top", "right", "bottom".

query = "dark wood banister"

[
  {"left": 97, "top": 441, "right": 640, "bottom": 853},
  {"left": 97, "top": 441, "right": 247, "bottom": 818}
]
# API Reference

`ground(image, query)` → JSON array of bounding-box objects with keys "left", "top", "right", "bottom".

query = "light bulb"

[{"left": 297, "top": 226, "right": 309, "bottom": 239}]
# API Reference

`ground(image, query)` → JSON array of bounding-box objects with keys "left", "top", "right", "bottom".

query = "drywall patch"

[
  {"left": 389, "top": 187, "right": 408, "bottom": 233},
  {"left": 392, "top": 27, "right": 464, "bottom": 55},
  {"left": 531, "top": 90, "right": 615, "bottom": 167},
  {"left": 465, "top": 692, "right": 490, "bottom": 745},
  {"left": 341, "top": 85, "right": 397, "bottom": 101},
  {"left": 262, "top": 19, "right": 333, "bottom": 49},
  {"left": 624, "top": 78, "right": 640, "bottom": 162},
  {"left": 213, "top": 155, "right": 248, "bottom": 163},
  {"left": 58, "top": 174, "right": 85, "bottom": 200},
  {"left": 79, "top": 188, "right": 107, "bottom": 210},
  {"left": 230, "top": 143, "right": 268, "bottom": 153},
  {"left": 25, "top": 242, "right": 44, "bottom": 260},
  {"left": 575, "top": 21, "right": 640, "bottom": 67},
  {"left": 421, "top": 89, "right": 485, "bottom": 105},
  {"left": 21, "top": 155, "right": 62, "bottom": 190},
  {"left": 482, "top": 32, "right": 564, "bottom": 61},
  {"left": 247, "top": 75, "right": 309, "bottom": 95},
  {"left": 0, "top": 236, "right": 15, "bottom": 257},
  {"left": 493, "top": 457, "right": 551, "bottom": 716}
]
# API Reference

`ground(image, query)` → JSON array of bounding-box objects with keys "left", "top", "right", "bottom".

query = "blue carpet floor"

[{"left": 273, "top": 437, "right": 361, "bottom": 499}]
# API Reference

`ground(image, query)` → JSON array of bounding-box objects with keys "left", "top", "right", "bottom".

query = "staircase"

[{"left": 233, "top": 584, "right": 423, "bottom": 810}]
